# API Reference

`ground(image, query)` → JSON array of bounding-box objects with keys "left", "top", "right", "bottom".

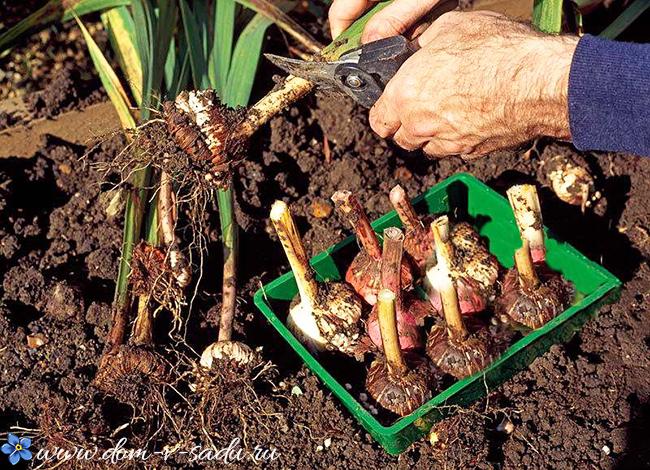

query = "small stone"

[
  {"left": 344, "top": 383, "right": 352, "bottom": 390},
  {"left": 324, "top": 438, "right": 331, "bottom": 448},
  {"left": 291, "top": 385, "right": 303, "bottom": 396},
  {"left": 394, "top": 166, "right": 413, "bottom": 181},
  {"left": 58, "top": 163, "right": 72, "bottom": 175},
  {"left": 370, "top": 406, "right": 378, "bottom": 415},
  {"left": 602, "top": 445, "right": 611, "bottom": 455},
  {"left": 429, "top": 431, "right": 440, "bottom": 446},
  {"left": 27, "top": 333, "right": 47, "bottom": 349},
  {"left": 311, "top": 200, "right": 332, "bottom": 219},
  {"left": 497, "top": 418, "right": 514, "bottom": 434},
  {"left": 316, "top": 445, "right": 323, "bottom": 452},
  {"left": 359, "top": 393, "right": 368, "bottom": 402}
]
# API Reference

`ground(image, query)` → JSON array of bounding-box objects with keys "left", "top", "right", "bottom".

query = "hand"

[
  {"left": 328, "top": 0, "right": 453, "bottom": 42},
  {"left": 369, "top": 11, "right": 579, "bottom": 158}
]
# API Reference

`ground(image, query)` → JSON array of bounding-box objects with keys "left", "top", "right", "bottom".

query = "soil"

[{"left": 1, "top": 8, "right": 649, "bottom": 470}]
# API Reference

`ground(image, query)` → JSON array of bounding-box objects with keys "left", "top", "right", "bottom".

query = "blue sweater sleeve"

[{"left": 568, "top": 34, "right": 650, "bottom": 156}]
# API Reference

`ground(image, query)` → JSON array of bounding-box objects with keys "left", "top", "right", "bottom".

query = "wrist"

[{"left": 514, "top": 35, "right": 579, "bottom": 141}]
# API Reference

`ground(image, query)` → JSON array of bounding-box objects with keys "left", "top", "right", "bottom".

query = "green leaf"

[
  {"left": 62, "top": 0, "right": 130, "bottom": 20},
  {"left": 165, "top": 34, "right": 191, "bottom": 97},
  {"left": 235, "top": 0, "right": 321, "bottom": 53},
  {"left": 321, "top": 0, "right": 391, "bottom": 60},
  {"left": 131, "top": 0, "right": 155, "bottom": 118},
  {"left": 224, "top": 13, "right": 273, "bottom": 107},
  {"left": 179, "top": 0, "right": 210, "bottom": 89},
  {"left": 76, "top": 16, "right": 136, "bottom": 129},
  {"left": 101, "top": 7, "right": 143, "bottom": 105},
  {"left": 152, "top": 0, "right": 178, "bottom": 97},
  {"left": 600, "top": 0, "right": 650, "bottom": 39},
  {"left": 0, "top": 0, "right": 128, "bottom": 52},
  {"left": 533, "top": 0, "right": 564, "bottom": 34},
  {"left": 209, "top": 0, "right": 236, "bottom": 95}
]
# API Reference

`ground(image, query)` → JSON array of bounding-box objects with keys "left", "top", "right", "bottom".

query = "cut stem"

[
  {"left": 236, "top": 76, "right": 315, "bottom": 141},
  {"left": 381, "top": 227, "right": 405, "bottom": 308},
  {"left": 514, "top": 239, "right": 539, "bottom": 289},
  {"left": 431, "top": 221, "right": 467, "bottom": 341},
  {"left": 331, "top": 190, "right": 382, "bottom": 259},
  {"left": 377, "top": 289, "right": 407, "bottom": 376},
  {"left": 507, "top": 184, "right": 545, "bottom": 260},
  {"left": 431, "top": 216, "right": 455, "bottom": 268},
  {"left": 158, "top": 171, "right": 191, "bottom": 288},
  {"left": 389, "top": 185, "right": 422, "bottom": 232},
  {"left": 218, "top": 187, "right": 238, "bottom": 343},
  {"left": 270, "top": 201, "right": 319, "bottom": 305}
]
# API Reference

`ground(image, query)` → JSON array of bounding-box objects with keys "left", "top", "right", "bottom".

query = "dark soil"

[{"left": 1, "top": 11, "right": 650, "bottom": 470}]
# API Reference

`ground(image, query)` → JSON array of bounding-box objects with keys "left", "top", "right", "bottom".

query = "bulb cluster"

[{"left": 270, "top": 183, "right": 573, "bottom": 418}]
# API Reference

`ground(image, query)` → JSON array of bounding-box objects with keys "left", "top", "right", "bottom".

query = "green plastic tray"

[{"left": 253, "top": 173, "right": 621, "bottom": 455}]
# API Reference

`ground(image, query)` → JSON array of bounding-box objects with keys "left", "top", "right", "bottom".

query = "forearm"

[{"left": 568, "top": 35, "right": 650, "bottom": 156}]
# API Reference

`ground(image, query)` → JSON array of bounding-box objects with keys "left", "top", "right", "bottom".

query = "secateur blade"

[{"left": 264, "top": 53, "right": 343, "bottom": 89}]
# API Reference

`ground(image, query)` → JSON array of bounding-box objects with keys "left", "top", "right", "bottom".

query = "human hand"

[
  {"left": 368, "top": 11, "right": 578, "bottom": 158},
  {"left": 328, "top": 0, "right": 456, "bottom": 42}
]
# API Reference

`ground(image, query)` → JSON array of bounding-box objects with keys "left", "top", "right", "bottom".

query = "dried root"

[{"left": 130, "top": 241, "right": 185, "bottom": 315}]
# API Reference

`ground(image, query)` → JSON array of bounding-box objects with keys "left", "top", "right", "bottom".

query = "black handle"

[{"left": 333, "top": 36, "right": 420, "bottom": 108}]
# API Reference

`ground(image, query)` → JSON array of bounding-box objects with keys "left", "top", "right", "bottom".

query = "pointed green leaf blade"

[{"left": 76, "top": 16, "right": 136, "bottom": 128}]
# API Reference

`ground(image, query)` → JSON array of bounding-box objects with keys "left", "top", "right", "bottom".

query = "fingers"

[
  {"left": 362, "top": 0, "right": 447, "bottom": 43},
  {"left": 329, "top": 0, "right": 374, "bottom": 39},
  {"left": 423, "top": 139, "right": 474, "bottom": 157},
  {"left": 369, "top": 96, "right": 401, "bottom": 139},
  {"left": 393, "top": 127, "right": 428, "bottom": 151}
]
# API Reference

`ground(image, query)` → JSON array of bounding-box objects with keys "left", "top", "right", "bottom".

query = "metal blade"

[{"left": 264, "top": 54, "right": 341, "bottom": 88}]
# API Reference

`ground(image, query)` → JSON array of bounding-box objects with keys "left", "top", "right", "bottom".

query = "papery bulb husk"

[
  {"left": 345, "top": 250, "right": 414, "bottom": 306},
  {"left": 366, "top": 352, "right": 439, "bottom": 416},
  {"left": 403, "top": 219, "right": 436, "bottom": 274},
  {"left": 200, "top": 340, "right": 258, "bottom": 369},
  {"left": 428, "top": 275, "right": 487, "bottom": 314},
  {"left": 425, "top": 323, "right": 494, "bottom": 379},
  {"left": 163, "top": 90, "right": 245, "bottom": 188},
  {"left": 288, "top": 281, "right": 364, "bottom": 356},
  {"left": 545, "top": 154, "right": 598, "bottom": 209},
  {"left": 426, "top": 222, "right": 499, "bottom": 314},
  {"left": 367, "top": 292, "right": 433, "bottom": 350},
  {"left": 499, "top": 265, "right": 573, "bottom": 329}
]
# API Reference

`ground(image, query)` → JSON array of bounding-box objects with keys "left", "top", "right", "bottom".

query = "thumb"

[{"left": 362, "top": 0, "right": 452, "bottom": 43}]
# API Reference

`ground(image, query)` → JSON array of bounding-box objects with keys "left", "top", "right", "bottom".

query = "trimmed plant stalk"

[
  {"left": 235, "top": 76, "right": 315, "bottom": 141},
  {"left": 158, "top": 171, "right": 191, "bottom": 288},
  {"left": 431, "top": 222, "right": 467, "bottom": 342},
  {"left": 332, "top": 190, "right": 413, "bottom": 305},
  {"left": 389, "top": 184, "right": 435, "bottom": 272},
  {"left": 331, "top": 190, "right": 381, "bottom": 259},
  {"left": 377, "top": 290, "right": 407, "bottom": 376},
  {"left": 271, "top": 200, "right": 363, "bottom": 355},
  {"left": 507, "top": 184, "right": 546, "bottom": 263},
  {"left": 201, "top": 188, "right": 256, "bottom": 370},
  {"left": 425, "top": 216, "right": 487, "bottom": 315},
  {"left": 498, "top": 240, "right": 573, "bottom": 330},
  {"left": 425, "top": 220, "right": 494, "bottom": 379},
  {"left": 514, "top": 240, "right": 539, "bottom": 289},
  {"left": 270, "top": 201, "right": 319, "bottom": 304},
  {"left": 389, "top": 185, "right": 422, "bottom": 231},
  {"left": 366, "top": 228, "right": 428, "bottom": 350},
  {"left": 365, "top": 289, "right": 436, "bottom": 417}
]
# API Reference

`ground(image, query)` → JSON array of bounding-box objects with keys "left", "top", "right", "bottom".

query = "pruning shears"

[{"left": 265, "top": 35, "right": 420, "bottom": 108}]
